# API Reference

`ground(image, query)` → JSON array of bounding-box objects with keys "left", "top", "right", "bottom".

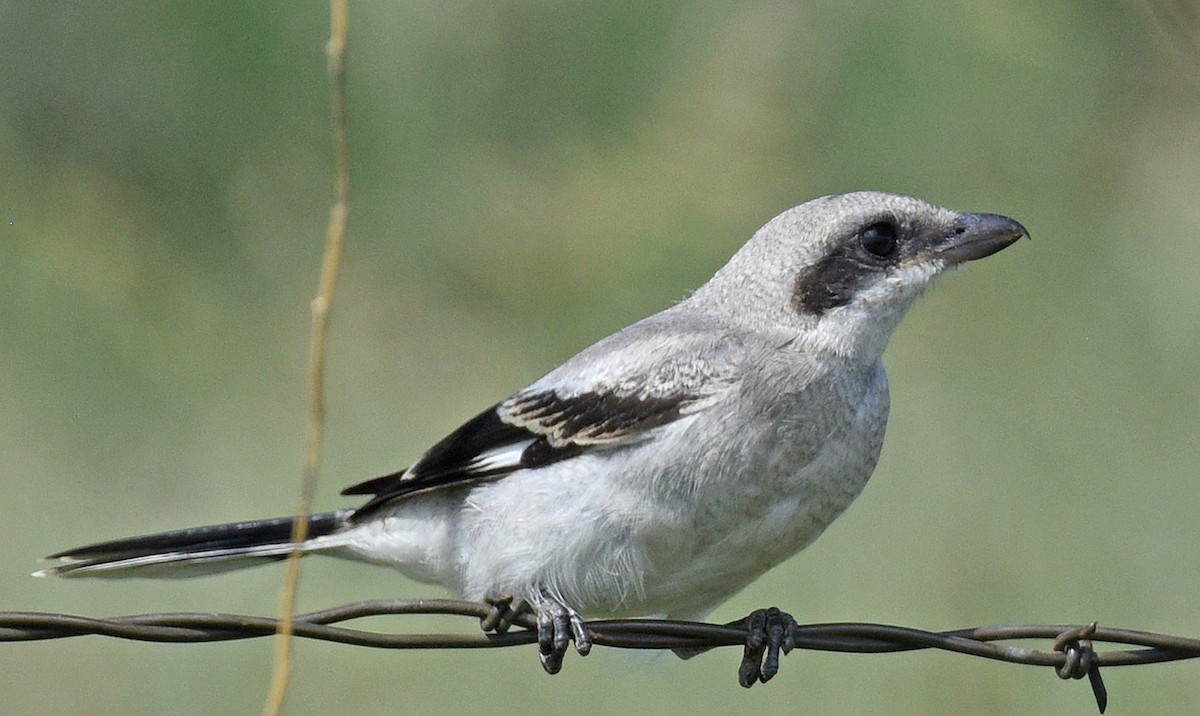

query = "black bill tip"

[{"left": 936, "top": 212, "right": 1029, "bottom": 266}]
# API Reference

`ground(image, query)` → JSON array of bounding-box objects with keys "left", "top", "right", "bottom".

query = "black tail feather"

[
  {"left": 37, "top": 511, "right": 351, "bottom": 578},
  {"left": 48, "top": 512, "right": 347, "bottom": 560}
]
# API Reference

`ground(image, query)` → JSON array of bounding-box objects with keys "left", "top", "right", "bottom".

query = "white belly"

[{"left": 340, "top": 363, "right": 889, "bottom": 620}]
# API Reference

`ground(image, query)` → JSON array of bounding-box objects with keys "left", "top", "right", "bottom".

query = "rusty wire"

[{"left": 5, "top": 600, "right": 1200, "bottom": 712}]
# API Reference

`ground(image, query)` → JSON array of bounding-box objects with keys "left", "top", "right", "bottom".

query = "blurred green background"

[{"left": 4, "top": 1, "right": 1200, "bottom": 714}]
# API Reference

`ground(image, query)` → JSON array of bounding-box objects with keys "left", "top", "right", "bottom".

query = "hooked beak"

[{"left": 933, "top": 213, "right": 1029, "bottom": 266}]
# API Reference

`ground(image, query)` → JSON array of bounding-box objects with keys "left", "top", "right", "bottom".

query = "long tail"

[{"left": 34, "top": 510, "right": 354, "bottom": 578}]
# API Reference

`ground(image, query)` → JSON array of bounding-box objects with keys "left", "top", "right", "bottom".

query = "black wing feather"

[
  {"left": 341, "top": 403, "right": 525, "bottom": 497},
  {"left": 345, "top": 389, "right": 696, "bottom": 516},
  {"left": 507, "top": 390, "right": 686, "bottom": 443}
]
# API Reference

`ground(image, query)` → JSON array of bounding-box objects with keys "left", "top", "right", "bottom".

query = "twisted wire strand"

[
  {"left": 7, "top": 599, "right": 1200, "bottom": 712},
  {"left": 3, "top": 598, "right": 1198, "bottom": 661}
]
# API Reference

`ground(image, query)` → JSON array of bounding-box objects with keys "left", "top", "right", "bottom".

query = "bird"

[{"left": 36, "top": 191, "right": 1026, "bottom": 685}]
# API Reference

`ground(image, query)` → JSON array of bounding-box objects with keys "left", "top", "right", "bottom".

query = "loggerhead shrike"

[{"left": 36, "top": 191, "right": 1026, "bottom": 685}]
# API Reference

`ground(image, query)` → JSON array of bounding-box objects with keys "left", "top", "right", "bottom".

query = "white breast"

[{"left": 418, "top": 360, "right": 894, "bottom": 620}]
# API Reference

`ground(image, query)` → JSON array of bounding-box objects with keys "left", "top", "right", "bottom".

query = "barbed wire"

[{"left": 5, "top": 599, "right": 1200, "bottom": 712}]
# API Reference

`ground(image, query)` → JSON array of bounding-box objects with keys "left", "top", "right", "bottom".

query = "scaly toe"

[
  {"left": 738, "top": 607, "right": 798, "bottom": 687},
  {"left": 534, "top": 597, "right": 589, "bottom": 674}
]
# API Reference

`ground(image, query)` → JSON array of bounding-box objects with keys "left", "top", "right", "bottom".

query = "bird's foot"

[
  {"left": 480, "top": 590, "right": 531, "bottom": 634},
  {"left": 535, "top": 597, "right": 592, "bottom": 675},
  {"left": 737, "top": 606, "right": 798, "bottom": 687},
  {"left": 480, "top": 591, "right": 592, "bottom": 675}
]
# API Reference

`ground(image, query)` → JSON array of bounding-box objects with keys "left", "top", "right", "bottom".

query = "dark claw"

[
  {"left": 535, "top": 598, "right": 592, "bottom": 675},
  {"left": 738, "top": 607, "right": 798, "bottom": 688}
]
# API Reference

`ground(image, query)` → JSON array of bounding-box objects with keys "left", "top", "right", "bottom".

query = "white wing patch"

[{"left": 466, "top": 440, "right": 535, "bottom": 473}]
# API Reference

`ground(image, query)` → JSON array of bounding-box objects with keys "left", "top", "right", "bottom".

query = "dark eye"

[{"left": 860, "top": 222, "right": 898, "bottom": 258}]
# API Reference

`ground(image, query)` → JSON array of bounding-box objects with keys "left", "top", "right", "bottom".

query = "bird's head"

[{"left": 690, "top": 191, "right": 1027, "bottom": 361}]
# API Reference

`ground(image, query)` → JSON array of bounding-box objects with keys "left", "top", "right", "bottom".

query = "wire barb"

[
  {"left": 1053, "top": 622, "right": 1107, "bottom": 713},
  {"left": 4, "top": 600, "right": 1200, "bottom": 711}
]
